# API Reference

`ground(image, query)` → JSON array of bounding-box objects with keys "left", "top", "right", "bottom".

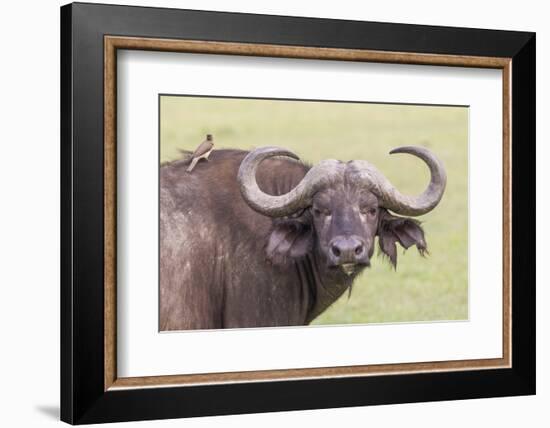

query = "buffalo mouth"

[
  {"left": 330, "top": 262, "right": 370, "bottom": 276},
  {"left": 340, "top": 263, "right": 356, "bottom": 276}
]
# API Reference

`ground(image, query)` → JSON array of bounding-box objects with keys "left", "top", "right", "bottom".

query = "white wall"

[{"left": 0, "top": 0, "right": 545, "bottom": 427}]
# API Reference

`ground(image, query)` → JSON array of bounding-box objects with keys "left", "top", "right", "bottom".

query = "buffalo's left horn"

[
  {"left": 348, "top": 146, "right": 447, "bottom": 216},
  {"left": 238, "top": 146, "right": 341, "bottom": 217}
]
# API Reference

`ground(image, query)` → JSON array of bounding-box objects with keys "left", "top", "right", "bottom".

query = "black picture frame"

[{"left": 61, "top": 2, "right": 535, "bottom": 424}]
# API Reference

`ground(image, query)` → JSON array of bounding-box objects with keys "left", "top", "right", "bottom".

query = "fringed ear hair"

[{"left": 377, "top": 209, "right": 427, "bottom": 268}]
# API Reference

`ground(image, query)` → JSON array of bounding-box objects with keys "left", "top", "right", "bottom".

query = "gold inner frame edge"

[{"left": 104, "top": 36, "right": 512, "bottom": 391}]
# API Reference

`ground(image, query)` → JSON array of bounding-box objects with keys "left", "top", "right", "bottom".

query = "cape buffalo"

[{"left": 160, "top": 144, "right": 446, "bottom": 330}]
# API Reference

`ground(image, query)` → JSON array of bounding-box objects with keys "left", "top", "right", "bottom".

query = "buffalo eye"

[
  {"left": 313, "top": 207, "right": 331, "bottom": 217},
  {"left": 360, "top": 207, "right": 378, "bottom": 217}
]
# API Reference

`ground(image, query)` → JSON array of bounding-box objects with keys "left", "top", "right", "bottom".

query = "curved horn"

[
  {"left": 238, "top": 146, "right": 342, "bottom": 217},
  {"left": 348, "top": 146, "right": 447, "bottom": 216}
]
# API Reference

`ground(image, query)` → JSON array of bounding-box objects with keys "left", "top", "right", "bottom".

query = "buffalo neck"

[{"left": 301, "top": 247, "right": 359, "bottom": 324}]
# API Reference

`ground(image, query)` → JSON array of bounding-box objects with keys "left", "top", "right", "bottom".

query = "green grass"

[{"left": 160, "top": 96, "right": 469, "bottom": 324}]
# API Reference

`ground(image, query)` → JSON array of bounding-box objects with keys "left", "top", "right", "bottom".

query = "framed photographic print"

[{"left": 60, "top": 2, "right": 536, "bottom": 424}]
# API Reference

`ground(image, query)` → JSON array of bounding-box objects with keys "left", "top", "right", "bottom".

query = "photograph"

[{"left": 159, "top": 95, "right": 468, "bottom": 331}]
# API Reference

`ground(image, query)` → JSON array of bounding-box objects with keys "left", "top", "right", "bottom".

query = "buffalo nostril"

[
  {"left": 355, "top": 245, "right": 364, "bottom": 256},
  {"left": 331, "top": 245, "right": 341, "bottom": 257}
]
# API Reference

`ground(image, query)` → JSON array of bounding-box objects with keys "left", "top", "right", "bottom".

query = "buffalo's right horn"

[{"left": 238, "top": 146, "right": 341, "bottom": 218}]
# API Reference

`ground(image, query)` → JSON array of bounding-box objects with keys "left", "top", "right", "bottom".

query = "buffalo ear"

[
  {"left": 266, "top": 217, "right": 313, "bottom": 265},
  {"left": 377, "top": 209, "right": 427, "bottom": 268}
]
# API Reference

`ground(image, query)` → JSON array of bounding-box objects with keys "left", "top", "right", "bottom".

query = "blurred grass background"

[{"left": 160, "top": 95, "right": 468, "bottom": 324}]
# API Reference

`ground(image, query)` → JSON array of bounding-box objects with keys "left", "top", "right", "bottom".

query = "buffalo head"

[{"left": 238, "top": 146, "right": 446, "bottom": 276}]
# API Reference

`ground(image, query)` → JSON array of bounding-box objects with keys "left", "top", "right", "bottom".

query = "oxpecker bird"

[{"left": 187, "top": 134, "right": 214, "bottom": 173}]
